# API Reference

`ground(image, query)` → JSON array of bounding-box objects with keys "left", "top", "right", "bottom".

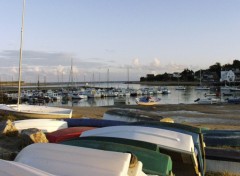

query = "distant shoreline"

[
  {"left": 0, "top": 80, "right": 221, "bottom": 90},
  {"left": 129, "top": 81, "right": 200, "bottom": 86}
]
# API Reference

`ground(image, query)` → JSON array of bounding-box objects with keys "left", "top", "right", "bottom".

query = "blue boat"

[
  {"left": 63, "top": 118, "right": 129, "bottom": 127},
  {"left": 203, "top": 130, "right": 240, "bottom": 147}
]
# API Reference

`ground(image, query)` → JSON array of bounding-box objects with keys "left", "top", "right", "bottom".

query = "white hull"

[
  {"left": 15, "top": 143, "right": 147, "bottom": 176},
  {"left": 176, "top": 86, "right": 186, "bottom": 90},
  {"left": 81, "top": 126, "right": 195, "bottom": 154},
  {"left": 0, "top": 104, "right": 72, "bottom": 119},
  {"left": 0, "top": 159, "right": 54, "bottom": 176},
  {"left": 196, "top": 98, "right": 220, "bottom": 104},
  {"left": 195, "top": 87, "right": 210, "bottom": 90},
  {"left": 70, "top": 93, "right": 88, "bottom": 99},
  {"left": 13, "top": 119, "right": 68, "bottom": 133},
  {"left": 230, "top": 87, "right": 240, "bottom": 92}
]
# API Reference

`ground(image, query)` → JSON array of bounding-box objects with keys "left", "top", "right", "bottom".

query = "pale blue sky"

[{"left": 0, "top": 0, "right": 240, "bottom": 82}]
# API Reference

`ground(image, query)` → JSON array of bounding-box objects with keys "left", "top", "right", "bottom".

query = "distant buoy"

[{"left": 160, "top": 117, "right": 174, "bottom": 123}]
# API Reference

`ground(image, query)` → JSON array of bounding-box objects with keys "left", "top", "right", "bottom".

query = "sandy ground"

[{"left": 69, "top": 104, "right": 240, "bottom": 130}]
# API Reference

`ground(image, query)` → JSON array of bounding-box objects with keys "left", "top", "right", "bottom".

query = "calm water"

[{"left": 46, "top": 83, "right": 238, "bottom": 107}]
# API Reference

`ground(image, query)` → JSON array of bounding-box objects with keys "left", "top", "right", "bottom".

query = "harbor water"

[{"left": 43, "top": 83, "right": 239, "bottom": 107}]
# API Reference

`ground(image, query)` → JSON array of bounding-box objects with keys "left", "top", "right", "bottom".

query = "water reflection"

[{"left": 46, "top": 84, "right": 240, "bottom": 107}]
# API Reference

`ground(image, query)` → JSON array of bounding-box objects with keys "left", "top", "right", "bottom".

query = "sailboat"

[
  {"left": 0, "top": 0, "right": 72, "bottom": 119},
  {"left": 175, "top": 73, "right": 186, "bottom": 90},
  {"left": 195, "top": 70, "right": 210, "bottom": 90}
]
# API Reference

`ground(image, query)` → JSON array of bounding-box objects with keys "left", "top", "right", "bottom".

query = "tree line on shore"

[{"left": 140, "top": 60, "right": 240, "bottom": 83}]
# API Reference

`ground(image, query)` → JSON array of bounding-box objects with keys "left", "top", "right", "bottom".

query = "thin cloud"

[
  {"left": 131, "top": 58, "right": 141, "bottom": 68},
  {"left": 0, "top": 49, "right": 202, "bottom": 81}
]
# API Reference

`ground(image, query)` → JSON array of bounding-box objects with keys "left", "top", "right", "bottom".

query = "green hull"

[
  {"left": 61, "top": 137, "right": 173, "bottom": 176},
  {"left": 131, "top": 121, "right": 206, "bottom": 175}
]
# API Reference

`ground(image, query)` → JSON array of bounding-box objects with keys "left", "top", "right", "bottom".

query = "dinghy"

[
  {"left": 15, "top": 143, "right": 147, "bottom": 176},
  {"left": 0, "top": 159, "right": 54, "bottom": 176},
  {"left": 64, "top": 118, "right": 128, "bottom": 127},
  {"left": 81, "top": 126, "right": 200, "bottom": 176},
  {"left": 135, "top": 96, "right": 161, "bottom": 106},
  {"left": 13, "top": 119, "right": 68, "bottom": 133},
  {"left": 130, "top": 121, "right": 206, "bottom": 175},
  {"left": 61, "top": 137, "right": 174, "bottom": 176},
  {"left": 0, "top": 104, "right": 72, "bottom": 119},
  {"left": 46, "top": 126, "right": 96, "bottom": 143},
  {"left": 81, "top": 126, "right": 194, "bottom": 153}
]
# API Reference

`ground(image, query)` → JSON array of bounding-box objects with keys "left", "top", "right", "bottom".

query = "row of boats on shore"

[{"left": 1, "top": 118, "right": 239, "bottom": 176}]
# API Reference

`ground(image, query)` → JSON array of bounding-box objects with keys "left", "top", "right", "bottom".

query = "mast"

[
  {"left": 68, "top": 58, "right": 73, "bottom": 89},
  {"left": 199, "top": 69, "right": 202, "bottom": 86},
  {"left": 127, "top": 67, "right": 129, "bottom": 89},
  {"left": 17, "top": 0, "right": 26, "bottom": 107},
  {"left": 107, "top": 68, "right": 109, "bottom": 89}
]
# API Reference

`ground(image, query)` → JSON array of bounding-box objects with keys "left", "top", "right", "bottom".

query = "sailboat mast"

[
  {"left": 127, "top": 67, "right": 129, "bottom": 89},
  {"left": 71, "top": 58, "right": 73, "bottom": 87},
  {"left": 17, "top": 0, "right": 26, "bottom": 106},
  {"left": 200, "top": 69, "right": 202, "bottom": 86},
  {"left": 107, "top": 68, "right": 109, "bottom": 88}
]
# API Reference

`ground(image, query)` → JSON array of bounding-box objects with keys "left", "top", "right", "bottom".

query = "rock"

[
  {"left": 20, "top": 128, "right": 48, "bottom": 146},
  {"left": 2, "top": 120, "right": 18, "bottom": 136}
]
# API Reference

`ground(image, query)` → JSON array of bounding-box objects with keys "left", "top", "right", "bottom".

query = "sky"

[{"left": 0, "top": 0, "right": 240, "bottom": 83}]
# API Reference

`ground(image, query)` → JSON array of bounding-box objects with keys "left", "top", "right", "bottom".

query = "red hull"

[{"left": 46, "top": 127, "right": 96, "bottom": 143}]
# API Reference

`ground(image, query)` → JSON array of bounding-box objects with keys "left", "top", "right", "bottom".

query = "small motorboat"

[
  {"left": 135, "top": 96, "right": 161, "bottom": 106},
  {"left": 194, "top": 97, "right": 221, "bottom": 104},
  {"left": 175, "top": 86, "right": 186, "bottom": 90}
]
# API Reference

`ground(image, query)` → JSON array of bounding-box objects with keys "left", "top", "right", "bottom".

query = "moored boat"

[
  {"left": 195, "top": 86, "right": 210, "bottom": 90},
  {"left": 135, "top": 96, "right": 161, "bottom": 105},
  {"left": 194, "top": 97, "right": 221, "bottom": 104},
  {"left": 175, "top": 86, "right": 186, "bottom": 90}
]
